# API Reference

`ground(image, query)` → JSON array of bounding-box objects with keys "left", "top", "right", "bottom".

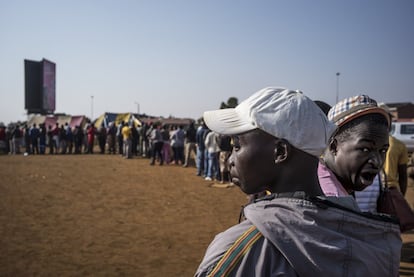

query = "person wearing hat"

[
  {"left": 378, "top": 104, "right": 409, "bottom": 196},
  {"left": 195, "top": 88, "right": 401, "bottom": 276},
  {"left": 341, "top": 101, "right": 409, "bottom": 212},
  {"left": 319, "top": 95, "right": 391, "bottom": 199}
]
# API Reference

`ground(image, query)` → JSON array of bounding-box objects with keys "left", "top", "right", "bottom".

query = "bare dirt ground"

[{"left": 1, "top": 153, "right": 414, "bottom": 276}]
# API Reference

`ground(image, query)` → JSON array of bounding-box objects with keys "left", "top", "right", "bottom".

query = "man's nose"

[
  {"left": 368, "top": 152, "right": 383, "bottom": 168},
  {"left": 228, "top": 153, "right": 234, "bottom": 168}
]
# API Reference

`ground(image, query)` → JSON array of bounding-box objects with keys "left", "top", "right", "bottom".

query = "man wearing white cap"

[{"left": 195, "top": 87, "right": 401, "bottom": 276}]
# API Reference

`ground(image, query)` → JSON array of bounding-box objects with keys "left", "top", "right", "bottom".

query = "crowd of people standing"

[
  {"left": 1, "top": 122, "right": 98, "bottom": 156},
  {"left": 0, "top": 119, "right": 234, "bottom": 184}
]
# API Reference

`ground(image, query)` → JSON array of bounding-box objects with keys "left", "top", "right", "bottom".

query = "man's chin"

[{"left": 353, "top": 179, "right": 374, "bottom": 191}]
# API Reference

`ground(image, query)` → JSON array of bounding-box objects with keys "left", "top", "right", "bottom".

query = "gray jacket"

[{"left": 195, "top": 194, "right": 401, "bottom": 276}]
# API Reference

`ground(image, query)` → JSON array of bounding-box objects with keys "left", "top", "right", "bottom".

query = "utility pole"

[
  {"left": 135, "top": 101, "right": 140, "bottom": 114},
  {"left": 91, "top": 95, "right": 94, "bottom": 120},
  {"left": 336, "top": 72, "right": 340, "bottom": 103}
]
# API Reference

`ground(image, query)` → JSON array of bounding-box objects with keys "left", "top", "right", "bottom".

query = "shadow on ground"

[{"left": 401, "top": 231, "right": 414, "bottom": 276}]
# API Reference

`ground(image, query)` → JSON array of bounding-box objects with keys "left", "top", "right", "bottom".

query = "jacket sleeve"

[{"left": 195, "top": 220, "right": 297, "bottom": 277}]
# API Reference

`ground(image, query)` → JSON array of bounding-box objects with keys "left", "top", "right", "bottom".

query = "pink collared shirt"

[{"left": 318, "top": 161, "right": 349, "bottom": 197}]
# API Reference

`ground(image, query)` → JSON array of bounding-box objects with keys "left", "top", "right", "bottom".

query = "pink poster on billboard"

[{"left": 42, "top": 59, "right": 56, "bottom": 113}]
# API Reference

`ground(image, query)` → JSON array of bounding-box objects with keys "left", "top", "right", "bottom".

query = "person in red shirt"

[{"left": 87, "top": 124, "right": 95, "bottom": 154}]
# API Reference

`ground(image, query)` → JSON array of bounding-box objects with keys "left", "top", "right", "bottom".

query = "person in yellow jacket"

[
  {"left": 121, "top": 122, "right": 132, "bottom": 159},
  {"left": 383, "top": 135, "right": 408, "bottom": 195}
]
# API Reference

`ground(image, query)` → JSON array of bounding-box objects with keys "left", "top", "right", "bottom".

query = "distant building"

[
  {"left": 139, "top": 116, "right": 193, "bottom": 127},
  {"left": 386, "top": 103, "right": 414, "bottom": 122}
]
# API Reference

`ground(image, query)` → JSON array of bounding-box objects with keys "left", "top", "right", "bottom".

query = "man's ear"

[
  {"left": 274, "top": 139, "right": 289, "bottom": 164},
  {"left": 329, "top": 138, "right": 338, "bottom": 156}
]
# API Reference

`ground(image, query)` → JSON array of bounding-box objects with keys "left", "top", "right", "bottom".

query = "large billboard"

[
  {"left": 25, "top": 59, "right": 43, "bottom": 113},
  {"left": 42, "top": 59, "right": 56, "bottom": 113},
  {"left": 24, "top": 58, "right": 56, "bottom": 114}
]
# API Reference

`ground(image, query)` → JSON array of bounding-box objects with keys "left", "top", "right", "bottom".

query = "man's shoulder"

[
  {"left": 213, "top": 220, "right": 253, "bottom": 244},
  {"left": 195, "top": 220, "right": 257, "bottom": 276}
]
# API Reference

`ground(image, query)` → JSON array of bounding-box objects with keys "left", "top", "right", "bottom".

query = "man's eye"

[{"left": 231, "top": 136, "right": 240, "bottom": 150}]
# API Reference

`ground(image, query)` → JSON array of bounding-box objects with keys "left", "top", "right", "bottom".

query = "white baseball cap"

[{"left": 203, "top": 87, "right": 336, "bottom": 157}]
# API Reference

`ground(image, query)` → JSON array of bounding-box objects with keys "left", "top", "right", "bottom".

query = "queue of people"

[
  {"left": 194, "top": 121, "right": 233, "bottom": 184},
  {"left": 1, "top": 122, "right": 99, "bottom": 156},
  {"left": 0, "top": 119, "right": 234, "bottom": 175},
  {"left": 0, "top": 122, "right": 95, "bottom": 155}
]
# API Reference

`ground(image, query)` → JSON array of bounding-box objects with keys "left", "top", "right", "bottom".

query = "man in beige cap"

[
  {"left": 195, "top": 87, "right": 401, "bottom": 276},
  {"left": 319, "top": 95, "right": 391, "bottom": 198}
]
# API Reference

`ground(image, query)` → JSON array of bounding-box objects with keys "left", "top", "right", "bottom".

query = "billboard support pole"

[{"left": 91, "top": 95, "right": 94, "bottom": 121}]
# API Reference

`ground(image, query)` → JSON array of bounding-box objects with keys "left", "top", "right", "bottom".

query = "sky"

[{"left": 1, "top": 0, "right": 413, "bottom": 124}]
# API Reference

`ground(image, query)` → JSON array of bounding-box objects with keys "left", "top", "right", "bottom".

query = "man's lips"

[{"left": 359, "top": 169, "right": 379, "bottom": 186}]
